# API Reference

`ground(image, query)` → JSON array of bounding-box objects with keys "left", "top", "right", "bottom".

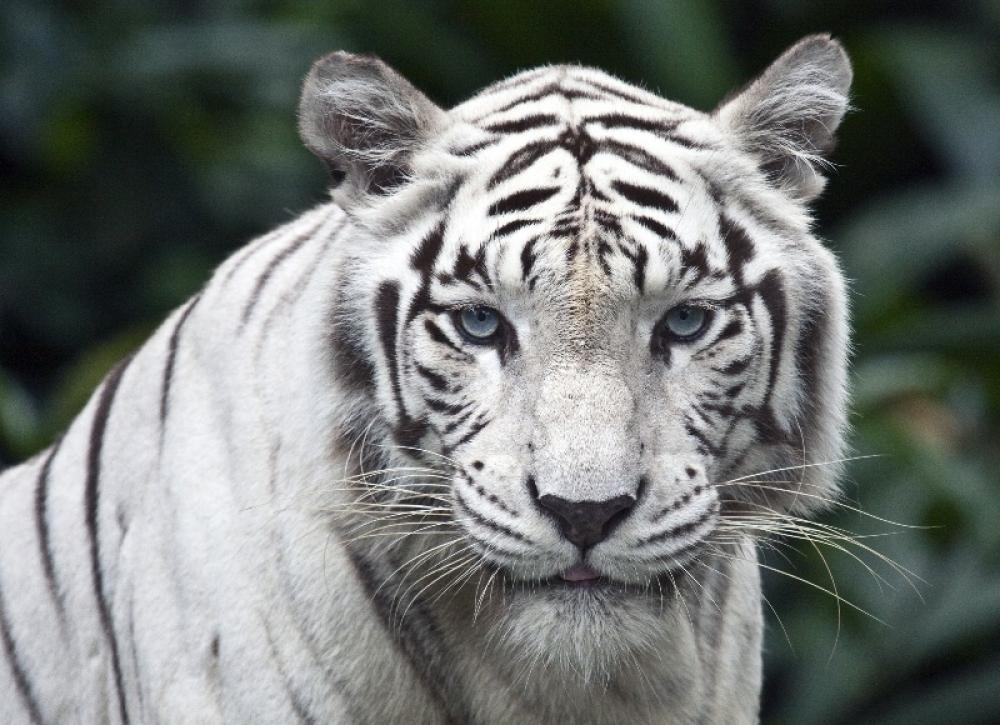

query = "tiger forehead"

[
  {"left": 428, "top": 151, "right": 726, "bottom": 303},
  {"left": 453, "top": 64, "right": 696, "bottom": 124}
]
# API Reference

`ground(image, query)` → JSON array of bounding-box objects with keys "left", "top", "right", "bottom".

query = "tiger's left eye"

[
  {"left": 663, "top": 304, "right": 710, "bottom": 340},
  {"left": 457, "top": 306, "right": 501, "bottom": 342}
]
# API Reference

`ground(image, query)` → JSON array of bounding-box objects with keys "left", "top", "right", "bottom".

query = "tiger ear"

[
  {"left": 714, "top": 34, "right": 852, "bottom": 202},
  {"left": 298, "top": 51, "right": 447, "bottom": 207}
]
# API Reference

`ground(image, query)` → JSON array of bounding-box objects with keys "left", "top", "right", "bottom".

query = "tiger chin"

[{"left": 1, "top": 34, "right": 851, "bottom": 725}]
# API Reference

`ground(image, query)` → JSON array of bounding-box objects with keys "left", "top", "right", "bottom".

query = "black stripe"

[
  {"left": 795, "top": 284, "right": 831, "bottom": 443},
  {"left": 596, "top": 240, "right": 613, "bottom": 276},
  {"left": 0, "top": 583, "right": 45, "bottom": 724},
  {"left": 262, "top": 621, "right": 318, "bottom": 725},
  {"left": 520, "top": 238, "right": 538, "bottom": 281},
  {"left": 374, "top": 282, "right": 407, "bottom": 425},
  {"left": 407, "top": 224, "right": 449, "bottom": 323},
  {"left": 449, "top": 416, "right": 490, "bottom": 450},
  {"left": 159, "top": 293, "right": 201, "bottom": 428},
  {"left": 410, "top": 223, "right": 446, "bottom": 274},
  {"left": 423, "top": 319, "right": 466, "bottom": 356},
  {"left": 593, "top": 211, "right": 621, "bottom": 235},
  {"left": 240, "top": 218, "right": 323, "bottom": 327},
  {"left": 684, "top": 419, "right": 717, "bottom": 455},
  {"left": 425, "top": 397, "right": 469, "bottom": 415},
  {"left": 630, "top": 244, "right": 648, "bottom": 292},
  {"left": 443, "top": 408, "right": 475, "bottom": 434},
  {"left": 34, "top": 438, "right": 65, "bottom": 620},
  {"left": 588, "top": 112, "right": 714, "bottom": 149},
  {"left": 481, "top": 82, "right": 601, "bottom": 117},
  {"left": 494, "top": 218, "right": 540, "bottom": 238},
  {"left": 585, "top": 113, "right": 679, "bottom": 135},
  {"left": 487, "top": 140, "right": 555, "bottom": 189},
  {"left": 715, "top": 356, "right": 752, "bottom": 376},
  {"left": 756, "top": 270, "right": 788, "bottom": 424},
  {"left": 696, "top": 556, "right": 734, "bottom": 725},
  {"left": 681, "top": 241, "right": 712, "bottom": 282},
  {"left": 219, "top": 226, "right": 285, "bottom": 286},
  {"left": 639, "top": 506, "right": 716, "bottom": 547},
  {"left": 480, "top": 82, "right": 556, "bottom": 115},
  {"left": 632, "top": 216, "right": 677, "bottom": 242},
  {"left": 578, "top": 78, "right": 657, "bottom": 106},
  {"left": 721, "top": 215, "right": 755, "bottom": 286},
  {"left": 415, "top": 363, "right": 449, "bottom": 392},
  {"left": 599, "top": 139, "right": 679, "bottom": 181},
  {"left": 454, "top": 488, "right": 529, "bottom": 543},
  {"left": 716, "top": 318, "right": 743, "bottom": 341},
  {"left": 484, "top": 114, "right": 561, "bottom": 134},
  {"left": 450, "top": 138, "right": 501, "bottom": 157},
  {"left": 451, "top": 244, "right": 489, "bottom": 288},
  {"left": 612, "top": 180, "right": 678, "bottom": 214},
  {"left": 330, "top": 278, "right": 377, "bottom": 394},
  {"left": 557, "top": 126, "right": 596, "bottom": 164},
  {"left": 126, "top": 593, "right": 146, "bottom": 722},
  {"left": 85, "top": 356, "right": 133, "bottom": 725},
  {"left": 487, "top": 186, "right": 560, "bottom": 216},
  {"left": 340, "top": 546, "right": 469, "bottom": 725}
]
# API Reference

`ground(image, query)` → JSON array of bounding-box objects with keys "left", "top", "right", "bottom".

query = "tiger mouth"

[{"left": 482, "top": 560, "right": 686, "bottom": 596}]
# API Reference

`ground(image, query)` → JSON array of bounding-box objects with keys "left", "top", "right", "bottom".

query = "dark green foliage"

[{"left": 1, "top": 1, "right": 998, "bottom": 721}]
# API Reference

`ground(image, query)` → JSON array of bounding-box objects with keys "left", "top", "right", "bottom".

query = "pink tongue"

[{"left": 561, "top": 563, "right": 601, "bottom": 582}]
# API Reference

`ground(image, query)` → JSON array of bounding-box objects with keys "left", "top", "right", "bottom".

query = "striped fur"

[{"left": 1, "top": 35, "right": 851, "bottom": 724}]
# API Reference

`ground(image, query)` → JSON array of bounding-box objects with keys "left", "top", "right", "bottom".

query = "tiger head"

[{"left": 301, "top": 37, "right": 851, "bottom": 676}]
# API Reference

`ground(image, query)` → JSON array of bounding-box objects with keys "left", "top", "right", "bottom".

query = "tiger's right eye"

[
  {"left": 664, "top": 305, "right": 709, "bottom": 339},
  {"left": 456, "top": 306, "right": 502, "bottom": 343}
]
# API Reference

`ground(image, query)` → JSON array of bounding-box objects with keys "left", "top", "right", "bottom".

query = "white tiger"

[{"left": 0, "top": 34, "right": 852, "bottom": 724}]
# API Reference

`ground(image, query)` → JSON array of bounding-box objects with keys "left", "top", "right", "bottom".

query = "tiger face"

[{"left": 302, "top": 39, "right": 850, "bottom": 673}]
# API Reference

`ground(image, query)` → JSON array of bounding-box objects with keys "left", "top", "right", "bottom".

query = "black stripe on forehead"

[
  {"left": 598, "top": 139, "right": 679, "bottom": 180},
  {"left": 478, "top": 81, "right": 602, "bottom": 119},
  {"left": 585, "top": 113, "right": 713, "bottom": 150},
  {"left": 494, "top": 218, "right": 541, "bottom": 238},
  {"left": 611, "top": 180, "right": 678, "bottom": 215},
  {"left": 452, "top": 244, "right": 489, "bottom": 288},
  {"left": 720, "top": 214, "right": 755, "bottom": 286},
  {"left": 585, "top": 113, "right": 681, "bottom": 136},
  {"left": 410, "top": 222, "right": 446, "bottom": 274},
  {"left": 487, "top": 140, "right": 555, "bottom": 188},
  {"left": 488, "top": 186, "right": 560, "bottom": 216},
  {"left": 622, "top": 242, "right": 649, "bottom": 292},
  {"left": 632, "top": 215, "right": 677, "bottom": 242},
  {"left": 406, "top": 223, "right": 447, "bottom": 325},
  {"left": 483, "top": 113, "right": 561, "bottom": 134},
  {"left": 575, "top": 77, "right": 658, "bottom": 106},
  {"left": 520, "top": 238, "right": 538, "bottom": 281}
]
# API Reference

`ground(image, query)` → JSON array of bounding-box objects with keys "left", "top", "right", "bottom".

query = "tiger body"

[{"left": 1, "top": 36, "right": 852, "bottom": 725}]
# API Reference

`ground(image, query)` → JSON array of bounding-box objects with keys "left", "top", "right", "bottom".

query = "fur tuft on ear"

[
  {"left": 715, "top": 34, "right": 853, "bottom": 202},
  {"left": 298, "top": 51, "right": 447, "bottom": 207}
]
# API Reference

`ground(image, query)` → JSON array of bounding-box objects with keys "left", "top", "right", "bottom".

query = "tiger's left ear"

[
  {"left": 714, "top": 34, "right": 852, "bottom": 202},
  {"left": 298, "top": 51, "right": 448, "bottom": 207}
]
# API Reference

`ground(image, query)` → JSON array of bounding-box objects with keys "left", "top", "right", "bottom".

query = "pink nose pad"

[{"left": 561, "top": 563, "right": 601, "bottom": 582}]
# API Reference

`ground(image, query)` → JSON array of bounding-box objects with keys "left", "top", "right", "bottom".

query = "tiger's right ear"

[
  {"left": 298, "top": 51, "right": 447, "bottom": 206},
  {"left": 714, "top": 35, "right": 852, "bottom": 202}
]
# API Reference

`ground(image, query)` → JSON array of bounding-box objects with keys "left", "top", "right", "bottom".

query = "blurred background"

[{"left": 2, "top": 1, "right": 999, "bottom": 722}]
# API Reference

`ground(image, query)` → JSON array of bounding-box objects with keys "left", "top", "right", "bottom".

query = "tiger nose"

[{"left": 535, "top": 493, "right": 636, "bottom": 550}]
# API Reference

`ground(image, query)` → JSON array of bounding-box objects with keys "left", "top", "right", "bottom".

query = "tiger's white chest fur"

[{"left": 0, "top": 35, "right": 852, "bottom": 725}]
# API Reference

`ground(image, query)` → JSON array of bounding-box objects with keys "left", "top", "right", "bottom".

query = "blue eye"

[
  {"left": 457, "top": 306, "right": 501, "bottom": 342},
  {"left": 663, "top": 305, "right": 710, "bottom": 340}
]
